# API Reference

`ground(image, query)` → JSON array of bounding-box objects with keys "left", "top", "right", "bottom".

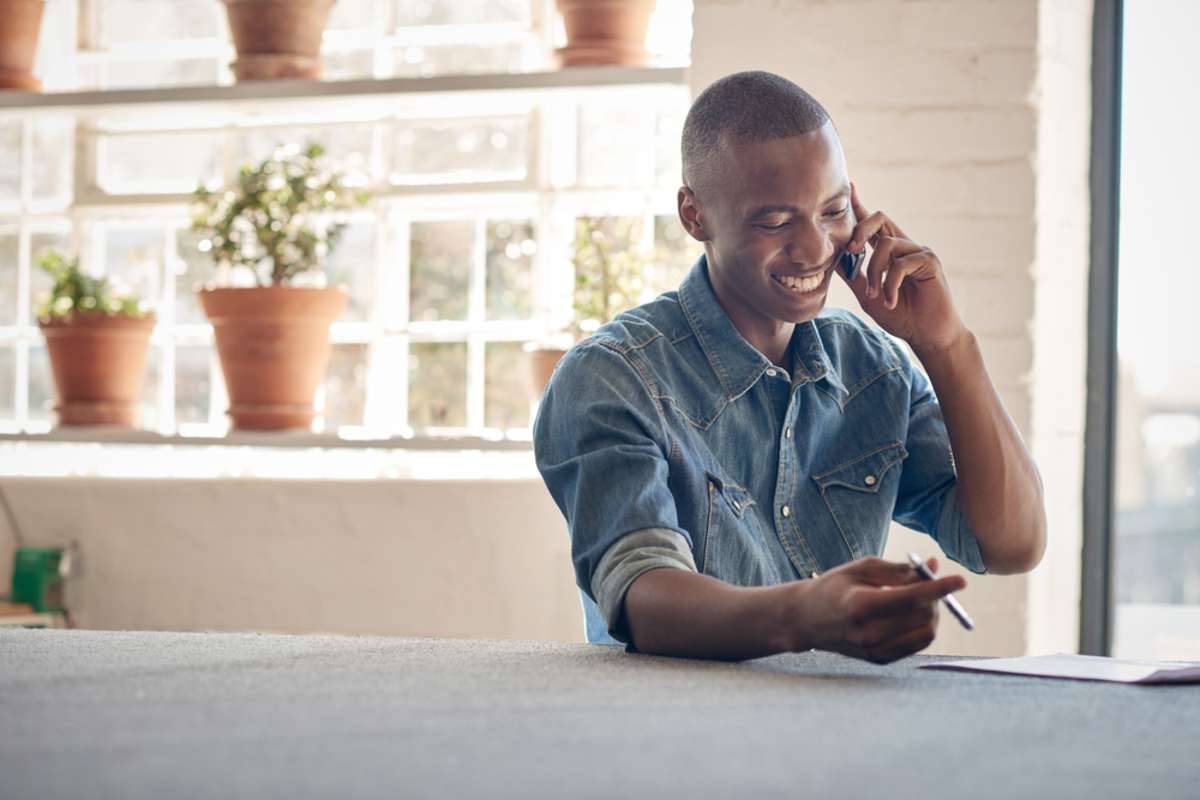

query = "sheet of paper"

[{"left": 920, "top": 653, "right": 1200, "bottom": 684}]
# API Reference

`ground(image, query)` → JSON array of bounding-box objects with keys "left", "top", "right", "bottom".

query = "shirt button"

[
  {"left": 781, "top": 504, "right": 791, "bottom": 517},
  {"left": 864, "top": 475, "right": 877, "bottom": 486},
  {"left": 731, "top": 500, "right": 741, "bottom": 512},
  {"left": 765, "top": 368, "right": 778, "bottom": 377},
  {"left": 784, "top": 427, "right": 793, "bottom": 439}
]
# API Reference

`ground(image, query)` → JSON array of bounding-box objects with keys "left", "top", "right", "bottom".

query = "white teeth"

[{"left": 773, "top": 272, "right": 824, "bottom": 293}]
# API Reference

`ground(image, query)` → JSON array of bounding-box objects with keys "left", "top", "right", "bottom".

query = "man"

[{"left": 533, "top": 71, "right": 1046, "bottom": 663}]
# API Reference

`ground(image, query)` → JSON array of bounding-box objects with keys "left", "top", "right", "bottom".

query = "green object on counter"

[{"left": 11, "top": 546, "right": 65, "bottom": 613}]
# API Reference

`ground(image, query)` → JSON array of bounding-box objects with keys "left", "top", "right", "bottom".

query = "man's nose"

[{"left": 785, "top": 220, "right": 833, "bottom": 268}]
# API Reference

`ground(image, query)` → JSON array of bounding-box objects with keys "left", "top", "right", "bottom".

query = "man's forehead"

[{"left": 717, "top": 129, "right": 848, "bottom": 211}]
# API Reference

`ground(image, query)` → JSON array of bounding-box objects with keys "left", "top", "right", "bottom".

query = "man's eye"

[
  {"left": 825, "top": 206, "right": 850, "bottom": 218},
  {"left": 755, "top": 222, "right": 787, "bottom": 230}
]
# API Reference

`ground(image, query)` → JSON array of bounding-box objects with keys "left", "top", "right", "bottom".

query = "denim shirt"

[{"left": 534, "top": 255, "right": 986, "bottom": 644}]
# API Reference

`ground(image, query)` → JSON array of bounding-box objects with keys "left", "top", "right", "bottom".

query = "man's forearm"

[
  {"left": 913, "top": 330, "right": 1047, "bottom": 574},
  {"left": 623, "top": 568, "right": 801, "bottom": 660}
]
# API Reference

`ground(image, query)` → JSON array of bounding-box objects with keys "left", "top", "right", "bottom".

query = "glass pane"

[
  {"left": 231, "top": 126, "right": 373, "bottom": 187},
  {"left": 175, "top": 344, "right": 212, "bottom": 425},
  {"left": 655, "top": 106, "right": 686, "bottom": 188},
  {"left": 328, "top": 0, "right": 379, "bottom": 30},
  {"left": 1112, "top": 0, "right": 1200, "bottom": 661},
  {"left": 0, "top": 231, "right": 16, "bottom": 325},
  {"left": 27, "top": 343, "right": 53, "bottom": 425},
  {"left": 322, "top": 343, "right": 369, "bottom": 429},
  {"left": 391, "top": 116, "right": 528, "bottom": 185},
  {"left": 31, "top": 117, "right": 73, "bottom": 207},
  {"left": 408, "top": 342, "right": 466, "bottom": 427},
  {"left": 573, "top": 216, "right": 645, "bottom": 326},
  {"left": 485, "top": 219, "right": 534, "bottom": 320},
  {"left": 105, "top": 229, "right": 164, "bottom": 312},
  {"left": 0, "top": 121, "right": 20, "bottom": 207},
  {"left": 94, "top": 58, "right": 222, "bottom": 90},
  {"left": 484, "top": 341, "right": 529, "bottom": 429},
  {"left": 0, "top": 346, "right": 14, "bottom": 420},
  {"left": 410, "top": 221, "right": 472, "bottom": 322},
  {"left": 578, "top": 104, "right": 649, "bottom": 188},
  {"left": 391, "top": 42, "right": 532, "bottom": 78},
  {"left": 98, "top": 131, "right": 221, "bottom": 194},
  {"left": 651, "top": 215, "right": 700, "bottom": 295},
  {"left": 29, "top": 230, "right": 72, "bottom": 320},
  {"left": 96, "top": 0, "right": 221, "bottom": 45},
  {"left": 324, "top": 220, "right": 375, "bottom": 322},
  {"left": 394, "top": 0, "right": 529, "bottom": 26},
  {"left": 174, "top": 229, "right": 210, "bottom": 324}
]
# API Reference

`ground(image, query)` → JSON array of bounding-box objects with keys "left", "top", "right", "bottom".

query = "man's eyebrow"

[{"left": 746, "top": 185, "right": 852, "bottom": 220}]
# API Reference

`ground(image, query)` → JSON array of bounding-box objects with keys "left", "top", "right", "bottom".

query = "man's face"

[{"left": 684, "top": 122, "right": 855, "bottom": 327}]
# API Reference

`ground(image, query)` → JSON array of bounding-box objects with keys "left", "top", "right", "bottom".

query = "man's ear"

[{"left": 677, "top": 186, "right": 710, "bottom": 243}]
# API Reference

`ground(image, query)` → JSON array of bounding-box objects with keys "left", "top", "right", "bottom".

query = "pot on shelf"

[
  {"left": 221, "top": 0, "right": 335, "bottom": 81},
  {"left": 0, "top": 0, "right": 46, "bottom": 91},
  {"left": 39, "top": 312, "right": 156, "bottom": 427},
  {"left": 199, "top": 285, "right": 346, "bottom": 431},
  {"left": 527, "top": 346, "right": 568, "bottom": 400},
  {"left": 554, "top": 0, "right": 657, "bottom": 68}
]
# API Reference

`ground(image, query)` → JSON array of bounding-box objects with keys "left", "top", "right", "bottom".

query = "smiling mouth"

[{"left": 770, "top": 268, "right": 829, "bottom": 294}]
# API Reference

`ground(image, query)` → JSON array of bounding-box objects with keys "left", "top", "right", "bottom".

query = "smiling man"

[{"left": 533, "top": 70, "right": 1047, "bottom": 662}]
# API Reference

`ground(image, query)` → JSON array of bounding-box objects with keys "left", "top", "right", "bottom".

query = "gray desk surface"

[{"left": 1, "top": 630, "right": 1197, "bottom": 799}]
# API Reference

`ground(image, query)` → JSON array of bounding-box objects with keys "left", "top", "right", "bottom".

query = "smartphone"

[{"left": 839, "top": 248, "right": 865, "bottom": 281}]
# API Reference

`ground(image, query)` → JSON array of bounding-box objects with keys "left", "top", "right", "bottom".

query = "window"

[{"left": 0, "top": 0, "right": 700, "bottom": 440}]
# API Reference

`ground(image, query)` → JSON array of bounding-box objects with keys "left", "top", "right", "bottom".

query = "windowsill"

[{"left": 0, "top": 428, "right": 533, "bottom": 451}]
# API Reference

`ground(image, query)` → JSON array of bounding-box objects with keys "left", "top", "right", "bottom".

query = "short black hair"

[{"left": 681, "top": 70, "right": 831, "bottom": 195}]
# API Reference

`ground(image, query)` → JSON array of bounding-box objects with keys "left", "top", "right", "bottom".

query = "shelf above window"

[{"left": 0, "top": 67, "right": 690, "bottom": 123}]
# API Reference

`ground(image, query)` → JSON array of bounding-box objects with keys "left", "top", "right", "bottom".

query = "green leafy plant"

[
  {"left": 570, "top": 216, "right": 650, "bottom": 335},
  {"left": 191, "top": 141, "right": 370, "bottom": 286},
  {"left": 34, "top": 249, "right": 148, "bottom": 321}
]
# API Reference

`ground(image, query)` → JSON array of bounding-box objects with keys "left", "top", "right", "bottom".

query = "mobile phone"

[{"left": 839, "top": 249, "right": 865, "bottom": 281}]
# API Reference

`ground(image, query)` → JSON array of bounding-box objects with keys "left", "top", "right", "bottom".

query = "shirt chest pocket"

[
  {"left": 811, "top": 441, "right": 908, "bottom": 560},
  {"left": 701, "top": 472, "right": 780, "bottom": 586}
]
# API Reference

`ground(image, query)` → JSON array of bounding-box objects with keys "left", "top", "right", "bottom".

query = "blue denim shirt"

[{"left": 534, "top": 255, "right": 986, "bottom": 644}]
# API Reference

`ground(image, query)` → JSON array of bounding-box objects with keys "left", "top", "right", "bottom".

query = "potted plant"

[
  {"left": 222, "top": 0, "right": 335, "bottom": 81},
  {"left": 554, "top": 0, "right": 657, "bottom": 68},
  {"left": 527, "top": 216, "right": 649, "bottom": 398},
  {"left": 191, "top": 141, "right": 369, "bottom": 431},
  {"left": 0, "top": 0, "right": 45, "bottom": 90},
  {"left": 34, "top": 249, "right": 155, "bottom": 427}
]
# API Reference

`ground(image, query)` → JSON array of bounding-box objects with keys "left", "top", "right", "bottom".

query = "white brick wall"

[{"left": 692, "top": 0, "right": 1093, "bottom": 656}]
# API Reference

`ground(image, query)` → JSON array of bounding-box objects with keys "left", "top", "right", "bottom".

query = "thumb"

[{"left": 844, "top": 556, "right": 923, "bottom": 587}]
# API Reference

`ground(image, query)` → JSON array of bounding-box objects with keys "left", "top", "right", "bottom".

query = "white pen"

[{"left": 907, "top": 552, "right": 975, "bottom": 631}]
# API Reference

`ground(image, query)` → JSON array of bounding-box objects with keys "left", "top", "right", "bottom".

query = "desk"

[{"left": 1, "top": 630, "right": 1196, "bottom": 799}]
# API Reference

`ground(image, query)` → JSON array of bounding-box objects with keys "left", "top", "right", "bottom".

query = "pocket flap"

[
  {"left": 812, "top": 441, "right": 908, "bottom": 493},
  {"left": 705, "top": 471, "right": 755, "bottom": 518}
]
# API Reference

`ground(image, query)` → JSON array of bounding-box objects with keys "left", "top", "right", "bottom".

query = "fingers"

[
  {"left": 879, "top": 248, "right": 936, "bottom": 309},
  {"left": 863, "top": 236, "right": 924, "bottom": 302},
  {"left": 864, "top": 613, "right": 940, "bottom": 664},
  {"left": 839, "top": 556, "right": 923, "bottom": 587},
  {"left": 850, "top": 574, "right": 966, "bottom": 623}
]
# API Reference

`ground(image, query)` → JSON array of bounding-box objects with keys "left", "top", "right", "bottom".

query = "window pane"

[
  {"left": 573, "top": 216, "right": 645, "bottom": 325},
  {"left": 1112, "top": 0, "right": 1200, "bottom": 661},
  {"left": 0, "top": 346, "right": 13, "bottom": 420},
  {"left": 408, "top": 342, "right": 466, "bottom": 427},
  {"left": 0, "top": 121, "right": 20, "bottom": 208},
  {"left": 105, "top": 228, "right": 163, "bottom": 311},
  {"left": 0, "top": 231, "right": 16, "bottom": 325},
  {"left": 391, "top": 42, "right": 532, "bottom": 78},
  {"left": 31, "top": 117, "right": 74, "bottom": 207},
  {"left": 29, "top": 230, "right": 72, "bottom": 320},
  {"left": 578, "top": 105, "right": 649, "bottom": 188},
  {"left": 138, "top": 345, "right": 160, "bottom": 430},
  {"left": 394, "top": 0, "right": 529, "bottom": 26},
  {"left": 322, "top": 343, "right": 369, "bottom": 429},
  {"left": 27, "top": 343, "right": 53, "bottom": 424},
  {"left": 325, "top": 220, "right": 376, "bottom": 322},
  {"left": 96, "top": 0, "right": 221, "bottom": 45},
  {"left": 391, "top": 117, "right": 528, "bottom": 185},
  {"left": 231, "top": 126, "right": 373, "bottom": 187},
  {"left": 328, "top": 0, "right": 380, "bottom": 30},
  {"left": 175, "top": 344, "right": 212, "bottom": 426},
  {"left": 486, "top": 219, "right": 534, "bottom": 320},
  {"left": 655, "top": 106, "right": 686, "bottom": 188},
  {"left": 410, "top": 221, "right": 472, "bottom": 322},
  {"left": 98, "top": 131, "right": 221, "bottom": 194},
  {"left": 174, "top": 229, "right": 210, "bottom": 324},
  {"left": 484, "top": 341, "right": 529, "bottom": 429},
  {"left": 86, "top": 58, "right": 223, "bottom": 90}
]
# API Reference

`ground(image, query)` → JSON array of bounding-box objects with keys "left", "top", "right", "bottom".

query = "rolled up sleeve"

[
  {"left": 533, "top": 341, "right": 696, "bottom": 608},
  {"left": 890, "top": 346, "right": 987, "bottom": 575}
]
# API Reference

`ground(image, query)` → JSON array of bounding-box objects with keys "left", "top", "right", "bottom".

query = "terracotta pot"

[
  {"left": 39, "top": 312, "right": 156, "bottom": 427},
  {"left": 221, "top": 0, "right": 335, "bottom": 81},
  {"left": 199, "top": 285, "right": 346, "bottom": 431},
  {"left": 554, "top": 0, "right": 656, "bottom": 68},
  {"left": 528, "top": 347, "right": 568, "bottom": 400},
  {"left": 0, "top": 0, "right": 45, "bottom": 91}
]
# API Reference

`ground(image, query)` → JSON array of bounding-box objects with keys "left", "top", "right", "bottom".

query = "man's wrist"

[
  {"left": 760, "top": 580, "right": 814, "bottom": 654},
  {"left": 911, "top": 326, "right": 976, "bottom": 371}
]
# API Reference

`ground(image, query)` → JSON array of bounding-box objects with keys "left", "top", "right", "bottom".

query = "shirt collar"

[{"left": 678, "top": 254, "right": 848, "bottom": 400}]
